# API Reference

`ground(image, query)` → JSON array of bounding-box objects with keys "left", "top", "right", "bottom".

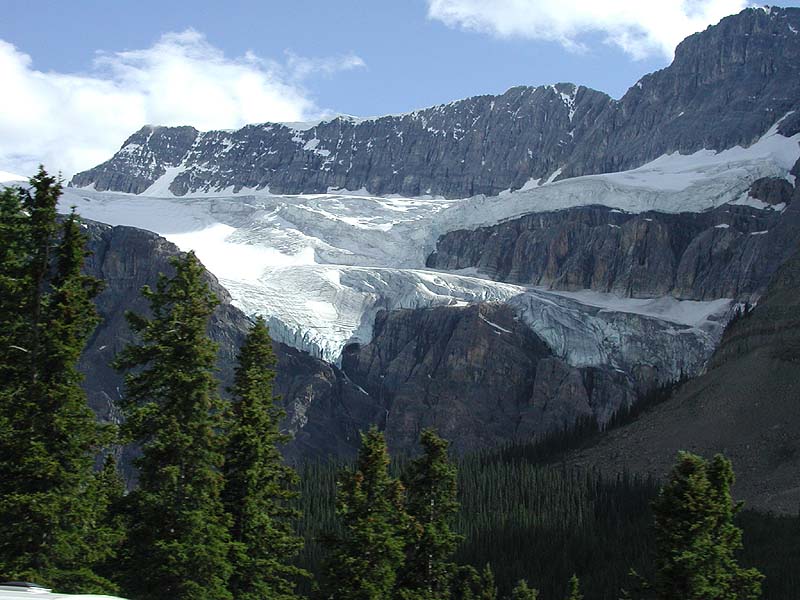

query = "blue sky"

[
  {"left": 1, "top": 0, "right": 799, "bottom": 177},
  {"left": 0, "top": 0, "right": 669, "bottom": 115}
]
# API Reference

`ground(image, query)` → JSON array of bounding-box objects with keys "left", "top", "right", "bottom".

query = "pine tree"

[
  {"left": 510, "top": 580, "right": 539, "bottom": 600},
  {"left": 450, "top": 565, "right": 481, "bottom": 600},
  {"left": 443, "top": 565, "right": 495, "bottom": 600},
  {"left": 399, "top": 428, "right": 461, "bottom": 599},
  {"left": 85, "top": 454, "right": 127, "bottom": 591},
  {"left": 565, "top": 575, "right": 582, "bottom": 600},
  {"left": 222, "top": 317, "right": 306, "bottom": 600},
  {"left": 115, "top": 251, "right": 233, "bottom": 600},
  {"left": 322, "top": 426, "right": 407, "bottom": 600},
  {"left": 478, "top": 564, "right": 497, "bottom": 600},
  {"left": 0, "top": 169, "right": 115, "bottom": 591},
  {"left": 650, "top": 452, "right": 763, "bottom": 600}
]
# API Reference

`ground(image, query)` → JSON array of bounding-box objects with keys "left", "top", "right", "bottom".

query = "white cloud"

[
  {"left": 427, "top": 0, "right": 751, "bottom": 60},
  {"left": 284, "top": 51, "right": 367, "bottom": 80},
  {"left": 0, "top": 30, "right": 365, "bottom": 178}
]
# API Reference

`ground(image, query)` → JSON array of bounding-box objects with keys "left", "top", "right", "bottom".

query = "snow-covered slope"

[{"left": 0, "top": 170, "right": 26, "bottom": 183}]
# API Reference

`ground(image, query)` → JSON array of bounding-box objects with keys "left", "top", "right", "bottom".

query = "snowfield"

[{"left": 55, "top": 125, "right": 800, "bottom": 379}]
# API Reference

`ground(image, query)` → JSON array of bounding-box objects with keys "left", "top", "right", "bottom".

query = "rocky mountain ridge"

[
  {"left": 71, "top": 7, "right": 800, "bottom": 199},
  {"left": 427, "top": 188, "right": 799, "bottom": 301}
]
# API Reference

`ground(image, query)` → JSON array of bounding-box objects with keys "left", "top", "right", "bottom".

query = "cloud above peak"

[
  {"left": 426, "top": 0, "right": 751, "bottom": 60},
  {"left": 0, "top": 30, "right": 365, "bottom": 178}
]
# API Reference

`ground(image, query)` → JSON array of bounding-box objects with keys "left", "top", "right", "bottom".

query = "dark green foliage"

[
  {"left": 0, "top": 169, "right": 115, "bottom": 592},
  {"left": 449, "top": 564, "right": 496, "bottom": 600},
  {"left": 399, "top": 429, "right": 461, "bottom": 598},
  {"left": 510, "top": 580, "right": 538, "bottom": 600},
  {"left": 477, "top": 564, "right": 498, "bottom": 600},
  {"left": 91, "top": 455, "right": 127, "bottom": 587},
  {"left": 565, "top": 575, "right": 583, "bottom": 600},
  {"left": 491, "top": 415, "right": 601, "bottom": 464},
  {"left": 450, "top": 565, "right": 482, "bottom": 600},
  {"left": 322, "top": 427, "right": 407, "bottom": 600},
  {"left": 649, "top": 452, "right": 763, "bottom": 600},
  {"left": 296, "top": 427, "right": 798, "bottom": 600},
  {"left": 737, "top": 510, "right": 800, "bottom": 599},
  {"left": 115, "top": 251, "right": 233, "bottom": 600},
  {"left": 222, "top": 317, "right": 306, "bottom": 600},
  {"left": 296, "top": 459, "right": 340, "bottom": 595}
]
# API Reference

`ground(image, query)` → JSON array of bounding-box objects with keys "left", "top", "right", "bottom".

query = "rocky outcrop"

[
  {"left": 79, "top": 221, "right": 379, "bottom": 468},
  {"left": 427, "top": 203, "right": 800, "bottom": 301},
  {"left": 77, "top": 126, "right": 199, "bottom": 195},
  {"left": 748, "top": 176, "right": 795, "bottom": 205},
  {"left": 341, "top": 303, "right": 636, "bottom": 454},
  {"left": 71, "top": 7, "right": 800, "bottom": 199}
]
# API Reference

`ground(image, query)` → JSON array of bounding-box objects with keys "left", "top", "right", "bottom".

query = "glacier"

[{"left": 46, "top": 123, "right": 800, "bottom": 380}]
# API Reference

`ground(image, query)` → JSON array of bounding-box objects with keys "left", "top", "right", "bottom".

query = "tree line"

[{"left": 0, "top": 170, "right": 776, "bottom": 599}]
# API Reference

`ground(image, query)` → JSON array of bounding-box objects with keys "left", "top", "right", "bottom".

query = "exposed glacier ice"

[{"left": 58, "top": 125, "right": 798, "bottom": 380}]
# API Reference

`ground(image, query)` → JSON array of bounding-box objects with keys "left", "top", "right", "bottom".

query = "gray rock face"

[
  {"left": 72, "top": 84, "right": 611, "bottom": 198},
  {"left": 71, "top": 7, "right": 800, "bottom": 199},
  {"left": 562, "top": 6, "right": 800, "bottom": 178},
  {"left": 341, "top": 303, "right": 635, "bottom": 454},
  {"left": 791, "top": 157, "right": 800, "bottom": 180},
  {"left": 748, "top": 176, "right": 795, "bottom": 205},
  {"left": 427, "top": 203, "right": 798, "bottom": 301},
  {"left": 76, "top": 126, "right": 199, "bottom": 195},
  {"left": 79, "top": 221, "right": 379, "bottom": 466}
]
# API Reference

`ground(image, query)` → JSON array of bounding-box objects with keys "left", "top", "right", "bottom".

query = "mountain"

[
  {"left": 71, "top": 7, "right": 800, "bottom": 199},
  {"left": 57, "top": 6, "right": 800, "bottom": 466},
  {"left": 568, "top": 192, "right": 800, "bottom": 513}
]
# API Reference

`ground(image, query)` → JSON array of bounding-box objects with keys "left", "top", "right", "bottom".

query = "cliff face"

[
  {"left": 341, "top": 303, "right": 635, "bottom": 454},
  {"left": 71, "top": 84, "right": 611, "bottom": 198},
  {"left": 71, "top": 8, "right": 800, "bottom": 199},
  {"left": 63, "top": 5, "right": 800, "bottom": 473},
  {"left": 428, "top": 199, "right": 800, "bottom": 301},
  {"left": 563, "top": 6, "right": 800, "bottom": 178}
]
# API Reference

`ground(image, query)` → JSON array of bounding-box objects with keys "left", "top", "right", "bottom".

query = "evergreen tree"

[
  {"left": 478, "top": 564, "right": 498, "bottom": 600},
  {"left": 509, "top": 580, "right": 538, "bottom": 600},
  {"left": 322, "top": 426, "right": 406, "bottom": 600},
  {"left": 222, "top": 317, "right": 305, "bottom": 600},
  {"left": 450, "top": 565, "right": 482, "bottom": 600},
  {"left": 650, "top": 452, "right": 763, "bottom": 600},
  {"left": 0, "top": 170, "right": 115, "bottom": 591},
  {"left": 115, "top": 251, "right": 233, "bottom": 600},
  {"left": 399, "top": 428, "right": 461, "bottom": 599},
  {"left": 440, "top": 565, "right": 495, "bottom": 600},
  {"left": 565, "top": 575, "right": 582, "bottom": 600}
]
